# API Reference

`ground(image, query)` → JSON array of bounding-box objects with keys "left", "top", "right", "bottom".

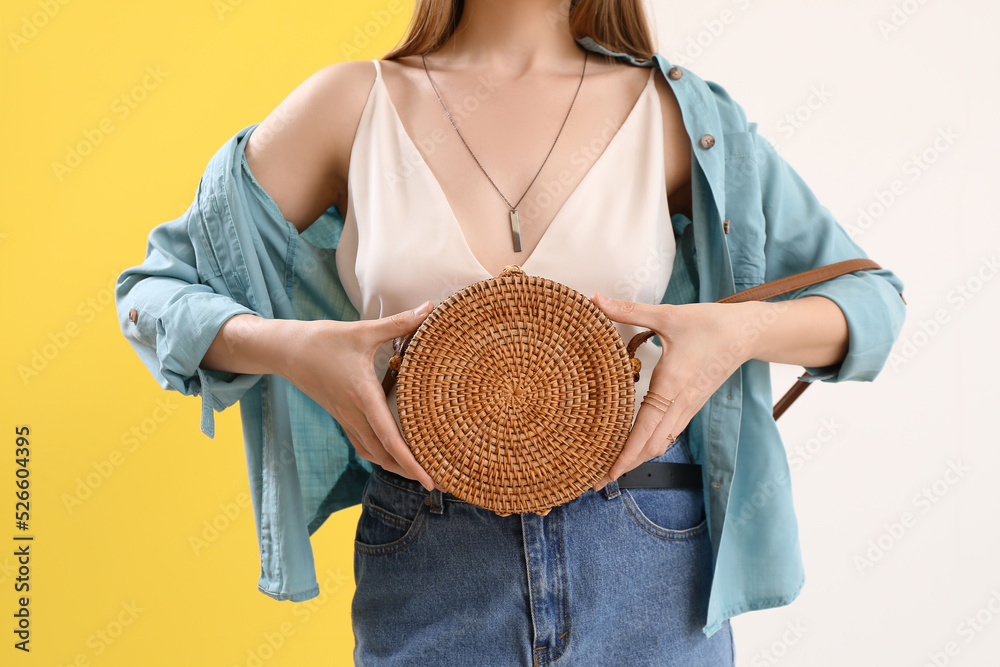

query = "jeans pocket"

[
  {"left": 354, "top": 471, "right": 429, "bottom": 555},
  {"left": 619, "top": 435, "right": 707, "bottom": 540},
  {"left": 621, "top": 487, "right": 706, "bottom": 539}
]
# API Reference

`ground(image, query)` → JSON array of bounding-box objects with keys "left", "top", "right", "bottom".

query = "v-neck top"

[{"left": 336, "top": 58, "right": 676, "bottom": 433}]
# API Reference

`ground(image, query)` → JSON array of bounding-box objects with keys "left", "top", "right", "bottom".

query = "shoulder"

[
  {"left": 304, "top": 58, "right": 379, "bottom": 114},
  {"left": 246, "top": 58, "right": 378, "bottom": 171},
  {"left": 307, "top": 59, "right": 380, "bottom": 169},
  {"left": 243, "top": 59, "right": 379, "bottom": 230}
]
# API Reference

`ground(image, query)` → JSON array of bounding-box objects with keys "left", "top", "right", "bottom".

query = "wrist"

[
  {"left": 267, "top": 318, "right": 310, "bottom": 381},
  {"left": 211, "top": 314, "right": 302, "bottom": 378},
  {"left": 733, "top": 300, "right": 778, "bottom": 364}
]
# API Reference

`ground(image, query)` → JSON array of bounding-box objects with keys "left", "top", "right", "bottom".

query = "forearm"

[
  {"left": 742, "top": 296, "right": 849, "bottom": 368},
  {"left": 200, "top": 314, "right": 299, "bottom": 378}
]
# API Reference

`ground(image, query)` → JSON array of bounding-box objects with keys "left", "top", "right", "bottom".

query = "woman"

[{"left": 117, "top": 0, "right": 907, "bottom": 664}]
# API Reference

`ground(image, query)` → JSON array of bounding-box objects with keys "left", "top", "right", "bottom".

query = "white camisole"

[{"left": 336, "top": 59, "right": 675, "bottom": 435}]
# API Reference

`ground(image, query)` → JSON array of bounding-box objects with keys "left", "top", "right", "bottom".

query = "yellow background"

[{"left": 1, "top": 1, "right": 413, "bottom": 664}]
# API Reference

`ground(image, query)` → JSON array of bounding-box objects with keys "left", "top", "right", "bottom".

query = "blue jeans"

[{"left": 351, "top": 431, "right": 735, "bottom": 666}]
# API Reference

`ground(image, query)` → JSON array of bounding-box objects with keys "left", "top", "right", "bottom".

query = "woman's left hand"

[{"left": 589, "top": 292, "right": 760, "bottom": 491}]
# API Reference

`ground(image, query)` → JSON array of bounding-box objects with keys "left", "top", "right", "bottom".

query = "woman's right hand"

[{"left": 280, "top": 300, "right": 437, "bottom": 491}]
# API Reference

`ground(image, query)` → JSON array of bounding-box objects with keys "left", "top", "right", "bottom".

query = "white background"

[{"left": 645, "top": 1, "right": 1000, "bottom": 665}]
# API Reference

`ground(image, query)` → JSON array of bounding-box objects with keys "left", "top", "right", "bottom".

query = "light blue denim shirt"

[{"left": 115, "top": 36, "right": 906, "bottom": 637}]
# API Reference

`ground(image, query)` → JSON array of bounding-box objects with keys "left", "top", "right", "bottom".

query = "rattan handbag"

[{"left": 380, "top": 258, "right": 898, "bottom": 516}]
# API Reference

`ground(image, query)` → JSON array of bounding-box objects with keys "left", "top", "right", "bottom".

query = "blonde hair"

[{"left": 381, "top": 0, "right": 656, "bottom": 62}]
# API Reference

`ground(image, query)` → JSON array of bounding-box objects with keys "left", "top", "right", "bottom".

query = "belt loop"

[
  {"left": 601, "top": 480, "right": 620, "bottom": 500},
  {"left": 429, "top": 488, "right": 444, "bottom": 514}
]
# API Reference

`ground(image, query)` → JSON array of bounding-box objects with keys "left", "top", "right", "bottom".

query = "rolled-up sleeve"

[
  {"left": 115, "top": 208, "right": 262, "bottom": 437},
  {"left": 752, "top": 128, "right": 907, "bottom": 383}
]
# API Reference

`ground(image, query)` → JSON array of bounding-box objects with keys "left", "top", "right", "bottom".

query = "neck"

[{"left": 433, "top": 0, "right": 584, "bottom": 77}]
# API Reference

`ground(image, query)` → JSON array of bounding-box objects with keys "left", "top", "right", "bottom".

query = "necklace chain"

[{"left": 419, "top": 51, "right": 588, "bottom": 251}]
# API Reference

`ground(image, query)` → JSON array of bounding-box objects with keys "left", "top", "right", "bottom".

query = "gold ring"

[
  {"left": 666, "top": 433, "right": 676, "bottom": 444},
  {"left": 643, "top": 394, "right": 672, "bottom": 411},
  {"left": 642, "top": 396, "right": 670, "bottom": 409},
  {"left": 640, "top": 397, "right": 668, "bottom": 414},
  {"left": 646, "top": 390, "right": 676, "bottom": 406}
]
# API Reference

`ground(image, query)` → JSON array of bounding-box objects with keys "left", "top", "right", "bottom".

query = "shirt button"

[
  {"left": 668, "top": 66, "right": 683, "bottom": 80},
  {"left": 723, "top": 219, "right": 731, "bottom": 234},
  {"left": 128, "top": 308, "right": 138, "bottom": 324},
  {"left": 700, "top": 134, "right": 716, "bottom": 149}
]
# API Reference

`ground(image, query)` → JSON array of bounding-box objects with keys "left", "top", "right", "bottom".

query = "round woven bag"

[{"left": 385, "top": 264, "right": 650, "bottom": 517}]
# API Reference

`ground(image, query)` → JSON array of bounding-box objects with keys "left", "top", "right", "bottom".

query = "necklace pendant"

[{"left": 510, "top": 208, "right": 522, "bottom": 252}]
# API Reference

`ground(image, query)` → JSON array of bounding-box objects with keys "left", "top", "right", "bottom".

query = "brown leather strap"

[
  {"left": 380, "top": 330, "right": 415, "bottom": 396},
  {"left": 714, "top": 258, "right": 883, "bottom": 304},
  {"left": 773, "top": 375, "right": 813, "bottom": 421},
  {"left": 381, "top": 258, "right": 903, "bottom": 421}
]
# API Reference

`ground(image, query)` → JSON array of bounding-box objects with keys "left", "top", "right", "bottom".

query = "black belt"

[
  {"left": 376, "top": 460, "right": 703, "bottom": 493},
  {"left": 615, "top": 461, "right": 703, "bottom": 489}
]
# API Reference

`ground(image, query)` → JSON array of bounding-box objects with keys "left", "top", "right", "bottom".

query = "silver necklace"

[{"left": 420, "top": 51, "right": 588, "bottom": 252}]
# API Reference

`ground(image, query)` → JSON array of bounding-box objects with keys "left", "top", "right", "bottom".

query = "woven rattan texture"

[{"left": 394, "top": 266, "right": 636, "bottom": 516}]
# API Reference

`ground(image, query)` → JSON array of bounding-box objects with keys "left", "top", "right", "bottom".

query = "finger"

[
  {"left": 362, "top": 386, "right": 436, "bottom": 491},
  {"left": 338, "top": 400, "right": 406, "bottom": 472},
  {"left": 636, "top": 386, "right": 697, "bottom": 469},
  {"left": 344, "top": 417, "right": 395, "bottom": 470},
  {"left": 370, "top": 300, "right": 434, "bottom": 344},
  {"left": 341, "top": 422, "right": 377, "bottom": 464},
  {"left": 372, "top": 452, "right": 411, "bottom": 479},
  {"left": 349, "top": 413, "right": 413, "bottom": 478},
  {"left": 607, "top": 398, "right": 672, "bottom": 482},
  {"left": 590, "top": 292, "right": 665, "bottom": 329},
  {"left": 645, "top": 404, "right": 686, "bottom": 460},
  {"left": 607, "top": 372, "right": 686, "bottom": 480},
  {"left": 594, "top": 362, "right": 673, "bottom": 491},
  {"left": 592, "top": 474, "right": 611, "bottom": 492}
]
